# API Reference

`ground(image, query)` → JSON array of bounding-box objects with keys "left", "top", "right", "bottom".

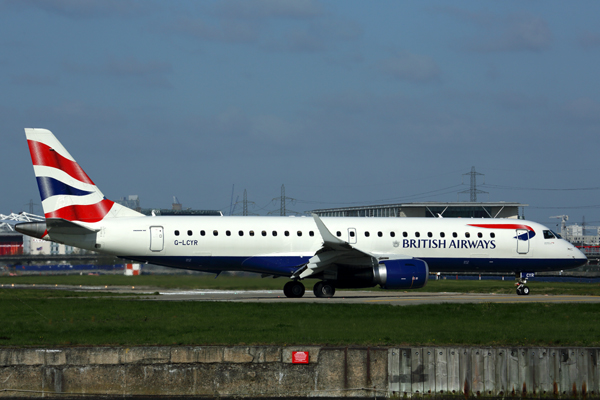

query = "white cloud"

[
  {"left": 9, "top": 0, "right": 142, "bottom": 19},
  {"left": 471, "top": 13, "right": 553, "bottom": 53},
  {"left": 214, "top": 0, "right": 324, "bottom": 20},
  {"left": 377, "top": 53, "right": 441, "bottom": 83},
  {"left": 578, "top": 31, "right": 600, "bottom": 49},
  {"left": 63, "top": 56, "right": 172, "bottom": 87},
  {"left": 562, "top": 97, "right": 600, "bottom": 123}
]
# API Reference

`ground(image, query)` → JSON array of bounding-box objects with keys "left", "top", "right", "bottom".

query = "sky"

[{"left": 1, "top": 0, "right": 600, "bottom": 230}]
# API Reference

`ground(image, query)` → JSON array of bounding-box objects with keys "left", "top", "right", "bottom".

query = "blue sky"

[{"left": 2, "top": 0, "right": 600, "bottom": 229}]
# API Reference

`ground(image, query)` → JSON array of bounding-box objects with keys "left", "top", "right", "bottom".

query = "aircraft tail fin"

[{"left": 25, "top": 128, "right": 143, "bottom": 223}]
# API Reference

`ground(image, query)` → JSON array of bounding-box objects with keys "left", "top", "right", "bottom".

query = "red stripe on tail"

[
  {"left": 28, "top": 140, "right": 94, "bottom": 185},
  {"left": 44, "top": 199, "right": 114, "bottom": 223}
]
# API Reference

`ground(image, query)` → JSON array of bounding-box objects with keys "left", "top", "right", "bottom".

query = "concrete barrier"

[
  {"left": 0, "top": 346, "right": 598, "bottom": 398},
  {"left": 388, "top": 347, "right": 599, "bottom": 398}
]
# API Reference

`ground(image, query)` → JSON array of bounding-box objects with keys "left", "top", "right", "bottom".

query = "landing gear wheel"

[
  {"left": 283, "top": 281, "right": 305, "bottom": 298},
  {"left": 515, "top": 273, "right": 531, "bottom": 296},
  {"left": 516, "top": 284, "right": 530, "bottom": 296},
  {"left": 313, "top": 281, "right": 336, "bottom": 298}
]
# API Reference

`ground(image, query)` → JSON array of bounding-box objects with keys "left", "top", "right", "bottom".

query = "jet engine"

[{"left": 373, "top": 259, "right": 429, "bottom": 289}]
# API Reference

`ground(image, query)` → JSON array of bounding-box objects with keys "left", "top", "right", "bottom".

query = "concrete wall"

[
  {"left": 0, "top": 346, "right": 598, "bottom": 398},
  {"left": 389, "top": 347, "right": 599, "bottom": 398}
]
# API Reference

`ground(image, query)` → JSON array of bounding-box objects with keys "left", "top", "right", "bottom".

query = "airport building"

[
  {"left": 115, "top": 195, "right": 221, "bottom": 216},
  {"left": 0, "top": 212, "right": 79, "bottom": 256},
  {"left": 312, "top": 202, "right": 527, "bottom": 219}
]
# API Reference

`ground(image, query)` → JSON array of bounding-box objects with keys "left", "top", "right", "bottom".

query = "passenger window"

[
  {"left": 174, "top": 230, "right": 180, "bottom": 236},
  {"left": 249, "top": 230, "right": 255, "bottom": 236},
  {"left": 309, "top": 231, "right": 314, "bottom": 236},
  {"left": 403, "top": 232, "right": 408, "bottom": 237},
  {"left": 336, "top": 231, "right": 341, "bottom": 237},
  {"left": 478, "top": 232, "right": 482, "bottom": 238},
  {"left": 390, "top": 232, "right": 395, "bottom": 237},
  {"left": 262, "top": 230, "right": 267, "bottom": 237},
  {"left": 200, "top": 230, "right": 205, "bottom": 236},
  {"left": 297, "top": 231, "right": 303, "bottom": 237},
  {"left": 285, "top": 231, "right": 289, "bottom": 236},
  {"left": 226, "top": 230, "right": 231, "bottom": 236},
  {"left": 378, "top": 231, "right": 382, "bottom": 237},
  {"left": 490, "top": 232, "right": 495, "bottom": 238},
  {"left": 213, "top": 230, "right": 218, "bottom": 236},
  {"left": 453, "top": 232, "right": 457, "bottom": 238},
  {"left": 440, "top": 232, "right": 445, "bottom": 238},
  {"left": 239, "top": 230, "right": 244, "bottom": 236},
  {"left": 187, "top": 230, "right": 192, "bottom": 236},
  {"left": 415, "top": 232, "right": 420, "bottom": 238},
  {"left": 365, "top": 231, "right": 370, "bottom": 237},
  {"left": 465, "top": 232, "right": 470, "bottom": 238},
  {"left": 427, "top": 232, "right": 432, "bottom": 238},
  {"left": 350, "top": 231, "right": 355, "bottom": 237},
  {"left": 272, "top": 231, "right": 277, "bottom": 236}
]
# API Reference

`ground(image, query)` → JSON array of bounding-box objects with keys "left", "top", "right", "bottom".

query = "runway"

[
  {"left": 149, "top": 289, "right": 600, "bottom": 305},
  {"left": 4, "top": 283, "right": 599, "bottom": 305}
]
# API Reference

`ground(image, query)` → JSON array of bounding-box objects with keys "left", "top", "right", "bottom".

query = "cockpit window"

[
  {"left": 543, "top": 230, "right": 556, "bottom": 239},
  {"left": 551, "top": 230, "right": 562, "bottom": 239}
]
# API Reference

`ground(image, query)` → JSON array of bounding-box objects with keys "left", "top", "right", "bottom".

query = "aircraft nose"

[{"left": 573, "top": 246, "right": 588, "bottom": 263}]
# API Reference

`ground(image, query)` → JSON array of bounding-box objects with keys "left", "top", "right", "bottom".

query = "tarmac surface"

[
  {"left": 3, "top": 283, "right": 600, "bottom": 305},
  {"left": 150, "top": 289, "right": 600, "bottom": 305}
]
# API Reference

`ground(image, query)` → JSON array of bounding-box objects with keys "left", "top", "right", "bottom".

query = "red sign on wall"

[{"left": 292, "top": 351, "right": 309, "bottom": 364}]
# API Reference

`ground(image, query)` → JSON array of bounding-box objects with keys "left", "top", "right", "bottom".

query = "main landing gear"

[
  {"left": 283, "top": 281, "right": 336, "bottom": 298},
  {"left": 313, "top": 281, "right": 335, "bottom": 298},
  {"left": 283, "top": 281, "right": 305, "bottom": 298},
  {"left": 515, "top": 273, "right": 530, "bottom": 296}
]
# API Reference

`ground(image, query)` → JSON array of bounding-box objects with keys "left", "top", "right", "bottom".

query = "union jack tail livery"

[{"left": 25, "top": 128, "right": 142, "bottom": 226}]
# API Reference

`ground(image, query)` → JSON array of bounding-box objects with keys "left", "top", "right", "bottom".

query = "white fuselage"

[{"left": 55, "top": 215, "right": 587, "bottom": 276}]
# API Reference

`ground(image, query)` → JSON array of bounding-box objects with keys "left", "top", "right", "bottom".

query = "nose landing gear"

[{"left": 515, "top": 273, "right": 530, "bottom": 296}]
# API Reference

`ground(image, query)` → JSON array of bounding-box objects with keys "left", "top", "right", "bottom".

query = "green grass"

[
  {"left": 2, "top": 274, "right": 600, "bottom": 295},
  {"left": 0, "top": 290, "right": 598, "bottom": 347}
]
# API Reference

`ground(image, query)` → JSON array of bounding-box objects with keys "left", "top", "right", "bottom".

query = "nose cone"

[{"left": 572, "top": 245, "right": 588, "bottom": 267}]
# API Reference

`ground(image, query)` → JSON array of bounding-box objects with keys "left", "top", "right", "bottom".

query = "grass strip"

[
  {"left": 0, "top": 294, "right": 597, "bottom": 347},
  {"left": 2, "top": 275, "right": 600, "bottom": 295}
]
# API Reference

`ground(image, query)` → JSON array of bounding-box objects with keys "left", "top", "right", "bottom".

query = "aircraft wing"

[{"left": 292, "top": 214, "right": 412, "bottom": 280}]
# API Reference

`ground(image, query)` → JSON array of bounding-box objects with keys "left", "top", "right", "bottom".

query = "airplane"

[{"left": 16, "top": 128, "right": 588, "bottom": 297}]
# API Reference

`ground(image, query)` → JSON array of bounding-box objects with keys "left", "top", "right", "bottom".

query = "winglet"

[{"left": 311, "top": 213, "right": 352, "bottom": 251}]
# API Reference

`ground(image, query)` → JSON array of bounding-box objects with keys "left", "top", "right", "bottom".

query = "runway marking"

[{"left": 366, "top": 295, "right": 600, "bottom": 303}]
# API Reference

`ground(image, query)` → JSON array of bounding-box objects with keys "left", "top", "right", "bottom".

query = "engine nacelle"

[{"left": 373, "top": 259, "right": 429, "bottom": 289}]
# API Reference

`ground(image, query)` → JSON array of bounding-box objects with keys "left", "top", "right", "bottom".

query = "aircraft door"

[
  {"left": 516, "top": 229, "right": 529, "bottom": 254},
  {"left": 348, "top": 228, "right": 357, "bottom": 244},
  {"left": 150, "top": 226, "right": 164, "bottom": 252}
]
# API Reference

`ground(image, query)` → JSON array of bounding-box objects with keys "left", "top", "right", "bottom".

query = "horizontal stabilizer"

[{"left": 46, "top": 218, "right": 100, "bottom": 235}]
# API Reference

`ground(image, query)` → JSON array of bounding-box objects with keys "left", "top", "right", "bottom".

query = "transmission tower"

[
  {"left": 232, "top": 189, "right": 257, "bottom": 216},
  {"left": 25, "top": 199, "right": 39, "bottom": 214},
  {"left": 280, "top": 185, "right": 286, "bottom": 216},
  {"left": 243, "top": 189, "right": 255, "bottom": 216},
  {"left": 458, "top": 166, "right": 488, "bottom": 202},
  {"left": 269, "top": 184, "right": 300, "bottom": 216}
]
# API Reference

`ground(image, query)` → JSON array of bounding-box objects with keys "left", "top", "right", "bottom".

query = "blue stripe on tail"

[{"left": 36, "top": 176, "right": 94, "bottom": 200}]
